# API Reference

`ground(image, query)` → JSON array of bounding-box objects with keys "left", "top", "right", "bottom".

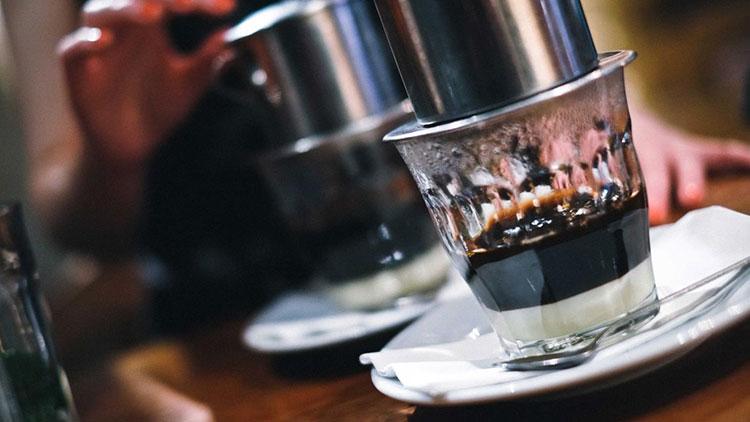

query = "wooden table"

[{"left": 66, "top": 174, "right": 750, "bottom": 422}]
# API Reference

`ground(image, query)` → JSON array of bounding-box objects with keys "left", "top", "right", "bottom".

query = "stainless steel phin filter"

[
  {"left": 225, "top": 0, "right": 406, "bottom": 146},
  {"left": 374, "top": 0, "right": 598, "bottom": 125}
]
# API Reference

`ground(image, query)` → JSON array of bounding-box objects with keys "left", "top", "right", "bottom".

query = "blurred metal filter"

[{"left": 225, "top": 0, "right": 406, "bottom": 147}]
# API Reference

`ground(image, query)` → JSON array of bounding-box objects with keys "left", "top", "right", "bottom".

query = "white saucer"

[
  {"left": 242, "top": 269, "right": 465, "bottom": 353},
  {"left": 369, "top": 260, "right": 750, "bottom": 405}
]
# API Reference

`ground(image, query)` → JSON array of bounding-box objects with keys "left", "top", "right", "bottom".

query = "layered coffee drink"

[
  {"left": 389, "top": 51, "right": 655, "bottom": 358},
  {"left": 407, "top": 111, "right": 658, "bottom": 355},
  {"left": 465, "top": 187, "right": 654, "bottom": 344},
  {"left": 411, "top": 114, "right": 658, "bottom": 354},
  {"left": 259, "top": 109, "right": 450, "bottom": 311}
]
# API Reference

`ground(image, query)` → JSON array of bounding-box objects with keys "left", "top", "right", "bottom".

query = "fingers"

[
  {"left": 176, "top": 29, "right": 229, "bottom": 88},
  {"left": 58, "top": 27, "right": 115, "bottom": 61},
  {"left": 82, "top": 0, "right": 165, "bottom": 28},
  {"left": 673, "top": 155, "right": 706, "bottom": 209},
  {"left": 81, "top": 0, "right": 235, "bottom": 28},
  {"left": 640, "top": 153, "right": 671, "bottom": 225},
  {"left": 694, "top": 139, "right": 750, "bottom": 169},
  {"left": 162, "top": 0, "right": 236, "bottom": 16},
  {"left": 58, "top": 27, "right": 116, "bottom": 96}
]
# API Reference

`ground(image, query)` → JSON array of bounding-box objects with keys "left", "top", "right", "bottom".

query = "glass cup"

[
  {"left": 0, "top": 202, "right": 78, "bottom": 421},
  {"left": 390, "top": 52, "right": 658, "bottom": 359},
  {"left": 257, "top": 104, "right": 451, "bottom": 310}
]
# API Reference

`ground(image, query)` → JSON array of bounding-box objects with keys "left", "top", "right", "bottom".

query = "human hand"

[
  {"left": 631, "top": 109, "right": 750, "bottom": 225},
  {"left": 58, "top": 0, "right": 236, "bottom": 169}
]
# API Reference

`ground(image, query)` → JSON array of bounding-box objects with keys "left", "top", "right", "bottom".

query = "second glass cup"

[
  {"left": 224, "top": 0, "right": 450, "bottom": 310},
  {"left": 258, "top": 107, "right": 449, "bottom": 310}
]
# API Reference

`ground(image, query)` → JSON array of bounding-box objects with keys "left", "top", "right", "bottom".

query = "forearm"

[
  {"left": 30, "top": 130, "right": 146, "bottom": 257},
  {"left": 4, "top": 0, "right": 149, "bottom": 256}
]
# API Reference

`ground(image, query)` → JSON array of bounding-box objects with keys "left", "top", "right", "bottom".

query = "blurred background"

[
  {"left": 0, "top": 3, "right": 63, "bottom": 285},
  {"left": 584, "top": 0, "right": 750, "bottom": 139}
]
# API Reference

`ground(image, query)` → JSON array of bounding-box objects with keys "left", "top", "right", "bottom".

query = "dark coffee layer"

[
  {"left": 467, "top": 191, "right": 649, "bottom": 311},
  {"left": 300, "top": 204, "right": 436, "bottom": 282}
]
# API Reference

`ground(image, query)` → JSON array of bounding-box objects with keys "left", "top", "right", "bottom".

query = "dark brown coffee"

[{"left": 466, "top": 190, "right": 650, "bottom": 313}]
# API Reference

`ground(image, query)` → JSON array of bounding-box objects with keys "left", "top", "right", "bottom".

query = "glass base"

[
  {"left": 500, "top": 285, "right": 660, "bottom": 360},
  {"left": 322, "top": 245, "right": 450, "bottom": 310}
]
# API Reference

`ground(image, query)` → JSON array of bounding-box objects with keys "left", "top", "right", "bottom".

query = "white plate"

[
  {"left": 369, "top": 262, "right": 750, "bottom": 405},
  {"left": 242, "top": 269, "right": 466, "bottom": 353}
]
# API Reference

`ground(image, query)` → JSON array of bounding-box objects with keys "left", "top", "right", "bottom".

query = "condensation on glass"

[{"left": 390, "top": 52, "right": 659, "bottom": 358}]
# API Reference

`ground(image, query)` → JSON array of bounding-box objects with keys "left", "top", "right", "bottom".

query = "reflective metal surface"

[
  {"left": 225, "top": 0, "right": 405, "bottom": 146},
  {"left": 384, "top": 51, "right": 634, "bottom": 142},
  {"left": 374, "top": 0, "right": 598, "bottom": 125}
]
